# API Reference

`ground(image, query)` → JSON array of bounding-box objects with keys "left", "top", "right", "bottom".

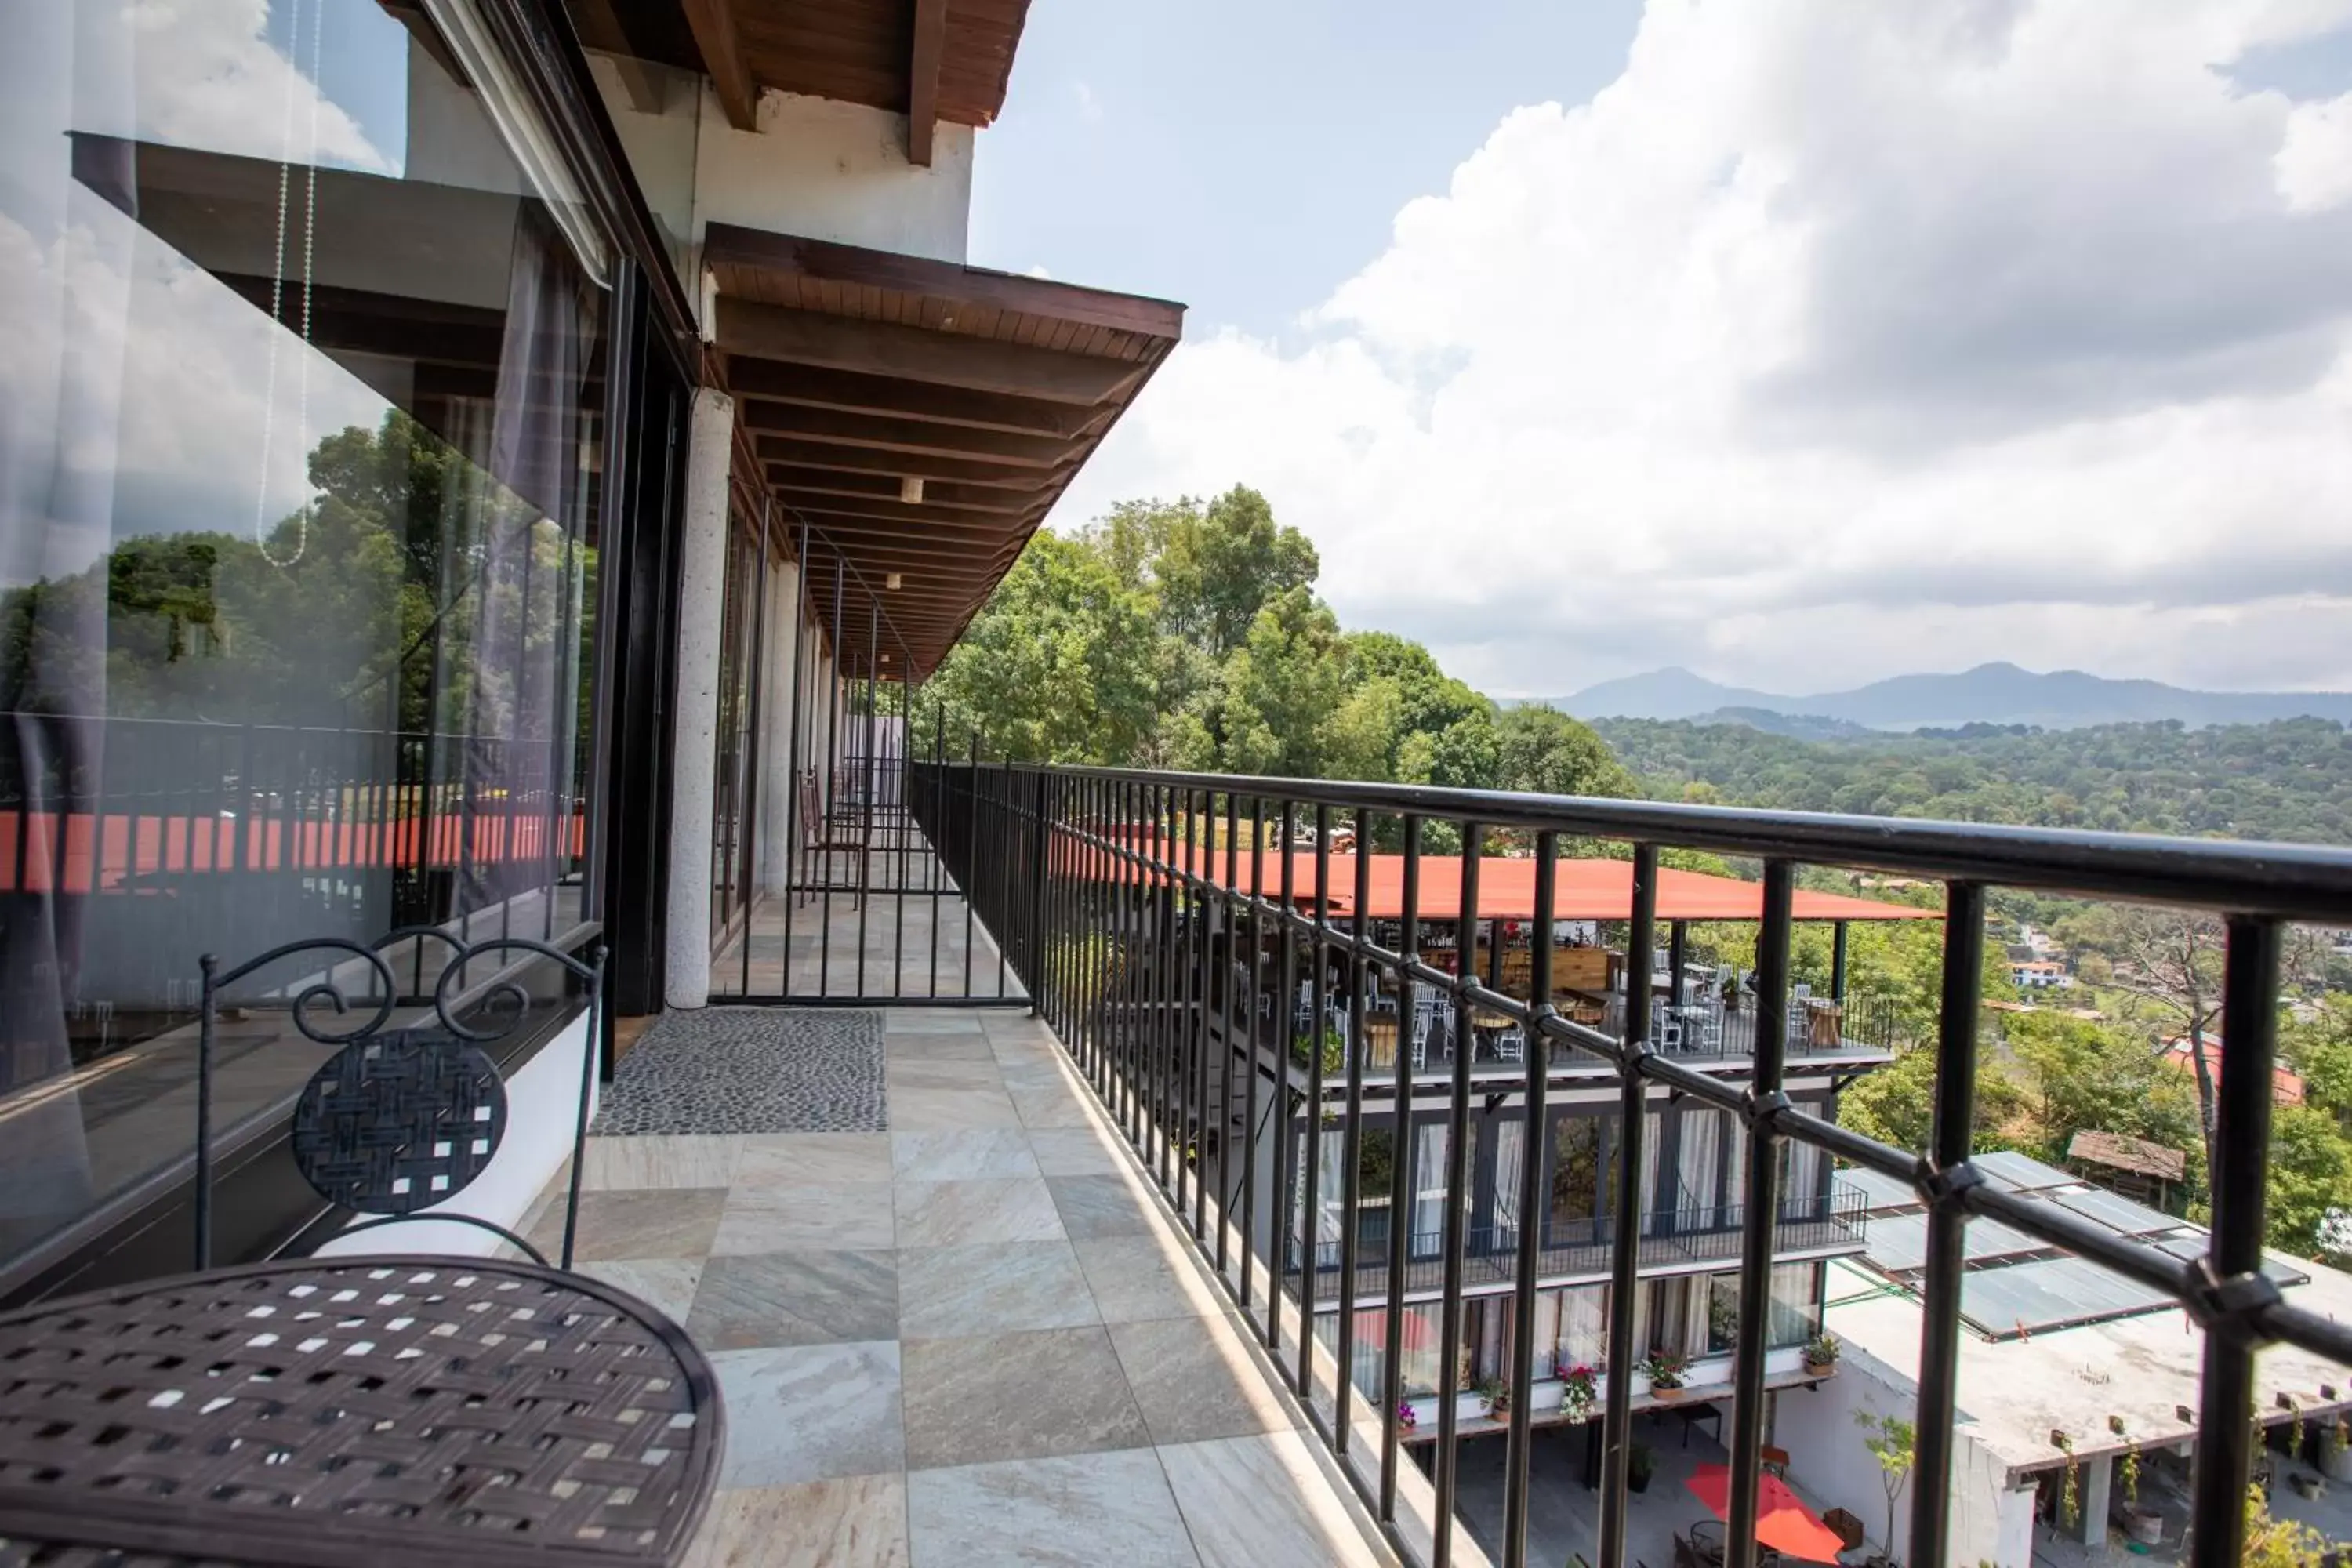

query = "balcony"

[
  {"left": 533, "top": 1001, "right": 1413, "bottom": 1566},
  {"left": 1292, "top": 1183, "right": 1871, "bottom": 1305}
]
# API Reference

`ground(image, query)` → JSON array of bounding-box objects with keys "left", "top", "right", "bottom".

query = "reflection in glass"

[{"left": 1, "top": 0, "right": 612, "bottom": 1275}]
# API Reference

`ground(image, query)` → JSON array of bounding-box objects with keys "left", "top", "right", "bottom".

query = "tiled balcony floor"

[{"left": 530, "top": 1006, "right": 1393, "bottom": 1568}]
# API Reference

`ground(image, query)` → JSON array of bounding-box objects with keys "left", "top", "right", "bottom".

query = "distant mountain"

[{"left": 1544, "top": 662, "right": 2352, "bottom": 731}]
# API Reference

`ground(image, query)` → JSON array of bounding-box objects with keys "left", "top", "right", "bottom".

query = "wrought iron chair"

[{"left": 194, "top": 929, "right": 607, "bottom": 1272}]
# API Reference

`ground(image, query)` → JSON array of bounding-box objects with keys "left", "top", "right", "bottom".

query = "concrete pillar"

[
  {"left": 662, "top": 387, "right": 734, "bottom": 1010},
  {"left": 2078, "top": 1452, "right": 2111, "bottom": 1546},
  {"left": 757, "top": 554, "right": 801, "bottom": 895}
]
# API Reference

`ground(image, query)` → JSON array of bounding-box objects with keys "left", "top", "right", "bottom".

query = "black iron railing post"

[
  {"left": 1908, "top": 880, "right": 1985, "bottom": 1568},
  {"left": 1025, "top": 766, "right": 1050, "bottom": 1011},
  {"left": 1599, "top": 841, "right": 1657, "bottom": 1566},
  {"left": 2188, "top": 914, "right": 2285, "bottom": 1567},
  {"left": 1501, "top": 832, "right": 1557, "bottom": 1568},
  {"left": 1432, "top": 828, "right": 1482, "bottom": 1568},
  {"left": 1378, "top": 813, "right": 1422, "bottom": 1523},
  {"left": 1725, "top": 859, "right": 1792, "bottom": 1568}
]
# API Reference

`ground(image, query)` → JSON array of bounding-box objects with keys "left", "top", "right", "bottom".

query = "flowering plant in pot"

[
  {"left": 1639, "top": 1350, "right": 1689, "bottom": 1399},
  {"left": 1396, "top": 1400, "right": 1417, "bottom": 1433},
  {"left": 1560, "top": 1363, "right": 1599, "bottom": 1425}
]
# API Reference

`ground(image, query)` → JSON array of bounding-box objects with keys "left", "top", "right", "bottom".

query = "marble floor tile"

[
  {"left": 1156, "top": 1431, "right": 1388, "bottom": 1567},
  {"left": 1045, "top": 1173, "right": 1159, "bottom": 1239},
  {"left": 1025, "top": 1125, "right": 1127, "bottom": 1176},
  {"left": 575, "top": 1258, "right": 704, "bottom": 1324},
  {"left": 904, "top": 1450, "right": 1199, "bottom": 1568},
  {"left": 890, "top": 1127, "right": 1039, "bottom": 1181},
  {"left": 686, "top": 1249, "right": 898, "bottom": 1350},
  {"left": 900, "top": 1327, "right": 1150, "bottom": 1468},
  {"left": 1109, "top": 1313, "right": 1301, "bottom": 1446},
  {"left": 895, "top": 1240, "right": 1101, "bottom": 1340},
  {"left": 713, "top": 1182, "right": 896, "bottom": 1254},
  {"left": 892, "top": 1178, "right": 1065, "bottom": 1247},
  {"left": 532, "top": 1187, "right": 727, "bottom": 1262},
  {"left": 884, "top": 1058, "right": 1006, "bottom": 1094},
  {"left": 884, "top": 1008, "right": 985, "bottom": 1033},
  {"left": 710, "top": 1341, "right": 905, "bottom": 1488},
  {"left": 736, "top": 1132, "right": 895, "bottom": 1187},
  {"left": 993, "top": 1056, "right": 1072, "bottom": 1091},
  {"left": 681, "top": 1475, "right": 909, "bottom": 1568},
  {"left": 1071, "top": 1233, "right": 1228, "bottom": 1323},
  {"left": 884, "top": 1034, "right": 997, "bottom": 1063},
  {"left": 888, "top": 1086, "right": 1025, "bottom": 1130},
  {"left": 578, "top": 1134, "right": 742, "bottom": 1192},
  {"left": 1007, "top": 1080, "right": 1096, "bottom": 1130}
]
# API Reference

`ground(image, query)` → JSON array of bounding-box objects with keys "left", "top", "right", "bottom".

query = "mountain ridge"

[{"left": 1534, "top": 662, "right": 2352, "bottom": 731}]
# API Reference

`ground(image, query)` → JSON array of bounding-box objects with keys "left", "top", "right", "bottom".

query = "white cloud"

[
  {"left": 1058, "top": 0, "right": 2352, "bottom": 697},
  {"left": 123, "top": 0, "right": 397, "bottom": 174}
]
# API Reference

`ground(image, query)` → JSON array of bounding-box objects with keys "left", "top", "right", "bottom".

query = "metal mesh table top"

[{"left": 0, "top": 1257, "right": 723, "bottom": 1568}]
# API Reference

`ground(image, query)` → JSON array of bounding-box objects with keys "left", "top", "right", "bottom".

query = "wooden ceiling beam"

[
  {"left": 753, "top": 435, "right": 1062, "bottom": 489},
  {"left": 717, "top": 297, "right": 1142, "bottom": 406},
  {"left": 771, "top": 487, "right": 1037, "bottom": 529},
  {"left": 741, "top": 401, "right": 1080, "bottom": 466},
  {"left": 728, "top": 357, "right": 1104, "bottom": 439},
  {"left": 681, "top": 0, "right": 759, "bottom": 131},
  {"left": 907, "top": 0, "right": 947, "bottom": 165},
  {"left": 765, "top": 465, "right": 1033, "bottom": 514},
  {"left": 706, "top": 224, "right": 1187, "bottom": 343}
]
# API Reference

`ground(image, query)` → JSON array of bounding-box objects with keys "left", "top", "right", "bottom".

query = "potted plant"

[
  {"left": 1559, "top": 1363, "right": 1599, "bottom": 1425},
  {"left": 1475, "top": 1377, "right": 1511, "bottom": 1419},
  {"left": 1640, "top": 1350, "right": 1689, "bottom": 1401},
  {"left": 1803, "top": 1332, "right": 1839, "bottom": 1375},
  {"left": 1628, "top": 1441, "right": 1654, "bottom": 1494},
  {"left": 1396, "top": 1399, "right": 1418, "bottom": 1434},
  {"left": 1721, "top": 971, "right": 1744, "bottom": 1011}
]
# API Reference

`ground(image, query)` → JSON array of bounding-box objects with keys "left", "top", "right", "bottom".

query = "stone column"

[
  {"left": 757, "top": 553, "right": 801, "bottom": 895},
  {"left": 2078, "top": 1452, "right": 2112, "bottom": 1546},
  {"left": 662, "top": 387, "right": 733, "bottom": 1010}
]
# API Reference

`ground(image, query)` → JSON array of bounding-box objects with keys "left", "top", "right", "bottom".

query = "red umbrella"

[{"left": 1684, "top": 1464, "right": 1847, "bottom": 1563}]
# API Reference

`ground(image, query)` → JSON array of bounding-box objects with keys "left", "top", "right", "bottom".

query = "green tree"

[
  {"left": 1497, "top": 703, "right": 1639, "bottom": 799},
  {"left": 1855, "top": 1410, "right": 1916, "bottom": 1563},
  {"left": 909, "top": 530, "right": 1157, "bottom": 763},
  {"left": 2005, "top": 1011, "right": 2200, "bottom": 1171},
  {"left": 2267, "top": 1104, "right": 2352, "bottom": 1259},
  {"left": 1216, "top": 586, "right": 1345, "bottom": 777}
]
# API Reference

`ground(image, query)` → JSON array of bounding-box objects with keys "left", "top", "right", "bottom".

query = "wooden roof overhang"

[
  {"left": 705, "top": 223, "right": 1184, "bottom": 679},
  {"left": 568, "top": 0, "right": 1029, "bottom": 162}
]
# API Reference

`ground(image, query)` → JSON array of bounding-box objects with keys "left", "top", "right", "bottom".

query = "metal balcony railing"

[
  {"left": 910, "top": 760, "right": 2352, "bottom": 1568},
  {"left": 1291, "top": 1180, "right": 1871, "bottom": 1303}
]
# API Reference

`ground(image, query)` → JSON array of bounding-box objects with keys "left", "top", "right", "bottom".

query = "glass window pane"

[{"left": 1, "top": 0, "right": 614, "bottom": 1273}]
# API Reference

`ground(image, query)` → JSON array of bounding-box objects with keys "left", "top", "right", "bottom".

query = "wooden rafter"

[
  {"left": 680, "top": 0, "right": 758, "bottom": 131},
  {"left": 727, "top": 358, "right": 1105, "bottom": 439},
  {"left": 717, "top": 298, "right": 1143, "bottom": 405},
  {"left": 906, "top": 0, "right": 948, "bottom": 165}
]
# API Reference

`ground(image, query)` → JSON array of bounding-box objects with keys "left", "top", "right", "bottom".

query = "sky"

[{"left": 967, "top": 0, "right": 2352, "bottom": 699}]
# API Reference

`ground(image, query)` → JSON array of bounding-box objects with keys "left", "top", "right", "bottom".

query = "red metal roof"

[{"left": 1081, "top": 840, "right": 1936, "bottom": 924}]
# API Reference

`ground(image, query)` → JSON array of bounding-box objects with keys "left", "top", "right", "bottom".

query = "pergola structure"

[{"left": 704, "top": 226, "right": 1183, "bottom": 677}]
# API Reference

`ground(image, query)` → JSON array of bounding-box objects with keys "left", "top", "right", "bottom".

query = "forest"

[{"left": 1594, "top": 714, "right": 2352, "bottom": 844}]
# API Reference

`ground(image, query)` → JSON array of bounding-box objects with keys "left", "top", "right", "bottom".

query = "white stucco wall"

[
  {"left": 1775, "top": 1343, "right": 2024, "bottom": 1567},
  {"left": 688, "top": 88, "right": 974, "bottom": 336},
  {"left": 662, "top": 389, "right": 736, "bottom": 1009},
  {"left": 314, "top": 1007, "right": 596, "bottom": 1259}
]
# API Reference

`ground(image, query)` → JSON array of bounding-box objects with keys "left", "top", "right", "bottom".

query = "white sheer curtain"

[
  {"left": 1412, "top": 1121, "right": 1451, "bottom": 1258},
  {"left": 1491, "top": 1118, "right": 1524, "bottom": 1248},
  {"left": 1676, "top": 1109, "right": 1725, "bottom": 1225}
]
